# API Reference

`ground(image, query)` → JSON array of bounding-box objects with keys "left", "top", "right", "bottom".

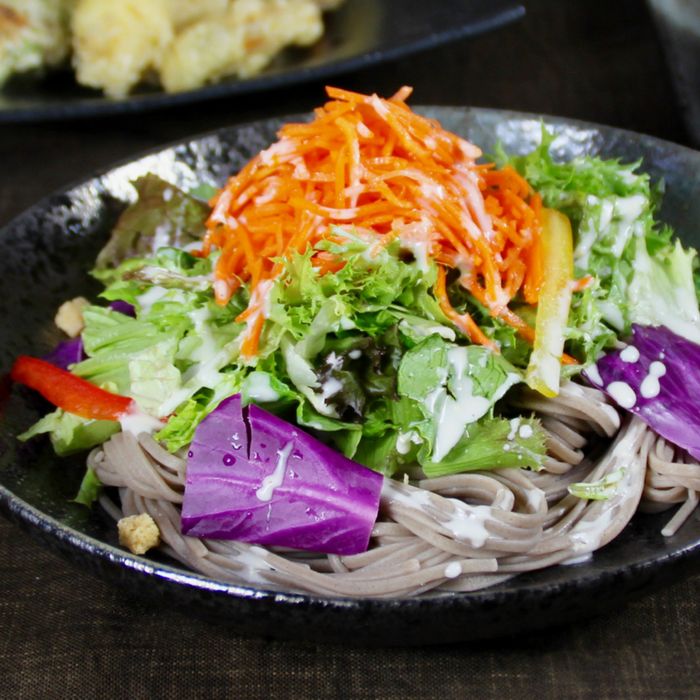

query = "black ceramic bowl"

[{"left": 2, "top": 108, "right": 700, "bottom": 647}]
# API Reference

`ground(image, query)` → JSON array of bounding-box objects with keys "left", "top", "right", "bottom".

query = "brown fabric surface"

[
  {"left": 2, "top": 517, "right": 700, "bottom": 700},
  {"left": 1, "top": 1, "right": 699, "bottom": 698}
]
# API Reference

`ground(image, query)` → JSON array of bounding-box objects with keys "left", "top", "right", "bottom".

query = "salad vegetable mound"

[{"left": 11, "top": 88, "right": 700, "bottom": 597}]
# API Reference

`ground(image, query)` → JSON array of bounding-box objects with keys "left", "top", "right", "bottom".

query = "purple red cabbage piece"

[
  {"left": 108, "top": 300, "right": 136, "bottom": 317},
  {"left": 584, "top": 323, "right": 700, "bottom": 460},
  {"left": 42, "top": 302, "right": 134, "bottom": 370},
  {"left": 180, "top": 394, "right": 384, "bottom": 555},
  {"left": 42, "top": 338, "right": 85, "bottom": 370}
]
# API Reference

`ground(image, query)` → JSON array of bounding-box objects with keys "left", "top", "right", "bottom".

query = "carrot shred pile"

[{"left": 201, "top": 86, "right": 546, "bottom": 358}]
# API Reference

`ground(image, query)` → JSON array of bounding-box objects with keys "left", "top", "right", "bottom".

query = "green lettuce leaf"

[
  {"left": 94, "top": 174, "right": 210, "bottom": 282},
  {"left": 73, "top": 306, "right": 178, "bottom": 395},
  {"left": 74, "top": 468, "right": 104, "bottom": 508},
  {"left": 627, "top": 238, "right": 700, "bottom": 344},
  {"left": 569, "top": 469, "right": 626, "bottom": 501},
  {"left": 421, "top": 416, "right": 546, "bottom": 477},
  {"left": 19, "top": 409, "right": 120, "bottom": 456}
]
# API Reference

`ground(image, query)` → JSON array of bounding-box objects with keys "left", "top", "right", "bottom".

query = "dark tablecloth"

[{"left": 1, "top": 1, "right": 698, "bottom": 698}]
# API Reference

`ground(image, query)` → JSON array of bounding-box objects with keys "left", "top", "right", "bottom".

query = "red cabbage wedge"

[
  {"left": 181, "top": 395, "right": 384, "bottom": 555},
  {"left": 584, "top": 324, "right": 700, "bottom": 461}
]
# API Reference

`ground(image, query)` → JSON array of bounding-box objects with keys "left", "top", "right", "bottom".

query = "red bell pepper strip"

[{"left": 11, "top": 355, "right": 135, "bottom": 422}]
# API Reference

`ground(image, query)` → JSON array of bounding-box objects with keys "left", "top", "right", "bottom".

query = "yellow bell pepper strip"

[{"left": 525, "top": 208, "right": 575, "bottom": 397}]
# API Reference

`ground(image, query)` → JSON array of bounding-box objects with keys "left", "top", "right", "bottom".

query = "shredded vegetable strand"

[{"left": 201, "top": 87, "right": 550, "bottom": 358}]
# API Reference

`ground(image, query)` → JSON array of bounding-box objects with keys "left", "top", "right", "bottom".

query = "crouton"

[
  {"left": 54, "top": 296, "right": 90, "bottom": 337},
  {"left": 118, "top": 513, "right": 161, "bottom": 555}
]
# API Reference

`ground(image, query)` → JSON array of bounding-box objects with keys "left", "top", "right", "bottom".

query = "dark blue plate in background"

[
  {"left": 0, "top": 0, "right": 523, "bottom": 122},
  {"left": 1, "top": 107, "right": 700, "bottom": 646}
]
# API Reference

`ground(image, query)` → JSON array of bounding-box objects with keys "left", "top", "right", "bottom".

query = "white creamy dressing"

[
  {"left": 585, "top": 363, "right": 622, "bottom": 415},
  {"left": 573, "top": 205, "right": 599, "bottom": 270},
  {"left": 597, "top": 299, "right": 626, "bottom": 332},
  {"left": 606, "top": 381, "right": 637, "bottom": 409},
  {"left": 320, "top": 377, "right": 344, "bottom": 402},
  {"left": 616, "top": 168, "right": 638, "bottom": 186},
  {"left": 590, "top": 344, "right": 668, "bottom": 408},
  {"left": 209, "top": 189, "right": 233, "bottom": 226},
  {"left": 507, "top": 417, "right": 521, "bottom": 441},
  {"left": 561, "top": 378, "right": 622, "bottom": 429},
  {"left": 640, "top": 360, "right": 666, "bottom": 399},
  {"left": 526, "top": 487, "right": 546, "bottom": 512},
  {"left": 118, "top": 406, "right": 165, "bottom": 436},
  {"left": 443, "top": 562, "right": 463, "bottom": 579},
  {"left": 255, "top": 442, "right": 294, "bottom": 502},
  {"left": 426, "top": 347, "right": 520, "bottom": 463},
  {"left": 561, "top": 553, "right": 594, "bottom": 566},
  {"left": 619, "top": 345, "right": 640, "bottom": 363},
  {"left": 611, "top": 194, "right": 647, "bottom": 258},
  {"left": 157, "top": 336, "right": 238, "bottom": 418},
  {"left": 181, "top": 306, "right": 228, "bottom": 385},
  {"left": 395, "top": 430, "right": 423, "bottom": 455},
  {"left": 518, "top": 423, "right": 534, "bottom": 439},
  {"left": 574, "top": 193, "right": 647, "bottom": 270},
  {"left": 381, "top": 480, "right": 494, "bottom": 548},
  {"left": 356, "top": 121, "right": 373, "bottom": 138},
  {"left": 244, "top": 372, "right": 280, "bottom": 403},
  {"left": 291, "top": 155, "right": 310, "bottom": 180},
  {"left": 315, "top": 203, "right": 360, "bottom": 221},
  {"left": 402, "top": 239, "right": 431, "bottom": 272},
  {"left": 186, "top": 306, "right": 217, "bottom": 364},
  {"left": 568, "top": 503, "right": 616, "bottom": 557},
  {"left": 253, "top": 179, "right": 282, "bottom": 205},
  {"left": 227, "top": 545, "right": 276, "bottom": 586},
  {"left": 241, "top": 278, "right": 274, "bottom": 349},
  {"left": 398, "top": 320, "right": 456, "bottom": 341},
  {"left": 452, "top": 165, "right": 496, "bottom": 244},
  {"left": 259, "top": 138, "right": 297, "bottom": 167},
  {"left": 136, "top": 285, "right": 169, "bottom": 315},
  {"left": 214, "top": 278, "right": 232, "bottom": 302},
  {"left": 441, "top": 502, "right": 494, "bottom": 547}
]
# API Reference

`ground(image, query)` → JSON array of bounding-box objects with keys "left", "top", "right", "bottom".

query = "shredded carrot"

[
  {"left": 200, "top": 87, "right": 563, "bottom": 359},
  {"left": 573, "top": 275, "right": 594, "bottom": 292}
]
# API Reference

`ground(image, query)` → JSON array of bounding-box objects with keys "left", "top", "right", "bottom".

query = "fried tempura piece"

[
  {"left": 165, "top": 0, "right": 228, "bottom": 31},
  {"left": 71, "top": 0, "right": 173, "bottom": 98},
  {"left": 160, "top": 0, "right": 324, "bottom": 93},
  {"left": 0, "top": 0, "right": 71, "bottom": 84}
]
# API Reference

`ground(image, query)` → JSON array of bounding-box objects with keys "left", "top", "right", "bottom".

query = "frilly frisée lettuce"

[{"left": 181, "top": 394, "right": 384, "bottom": 555}]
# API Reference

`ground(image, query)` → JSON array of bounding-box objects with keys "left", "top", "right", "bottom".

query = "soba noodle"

[{"left": 90, "top": 379, "right": 699, "bottom": 597}]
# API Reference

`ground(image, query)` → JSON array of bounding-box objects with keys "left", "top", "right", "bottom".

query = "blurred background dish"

[
  {"left": 0, "top": 0, "right": 524, "bottom": 122},
  {"left": 647, "top": 0, "right": 700, "bottom": 146}
]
